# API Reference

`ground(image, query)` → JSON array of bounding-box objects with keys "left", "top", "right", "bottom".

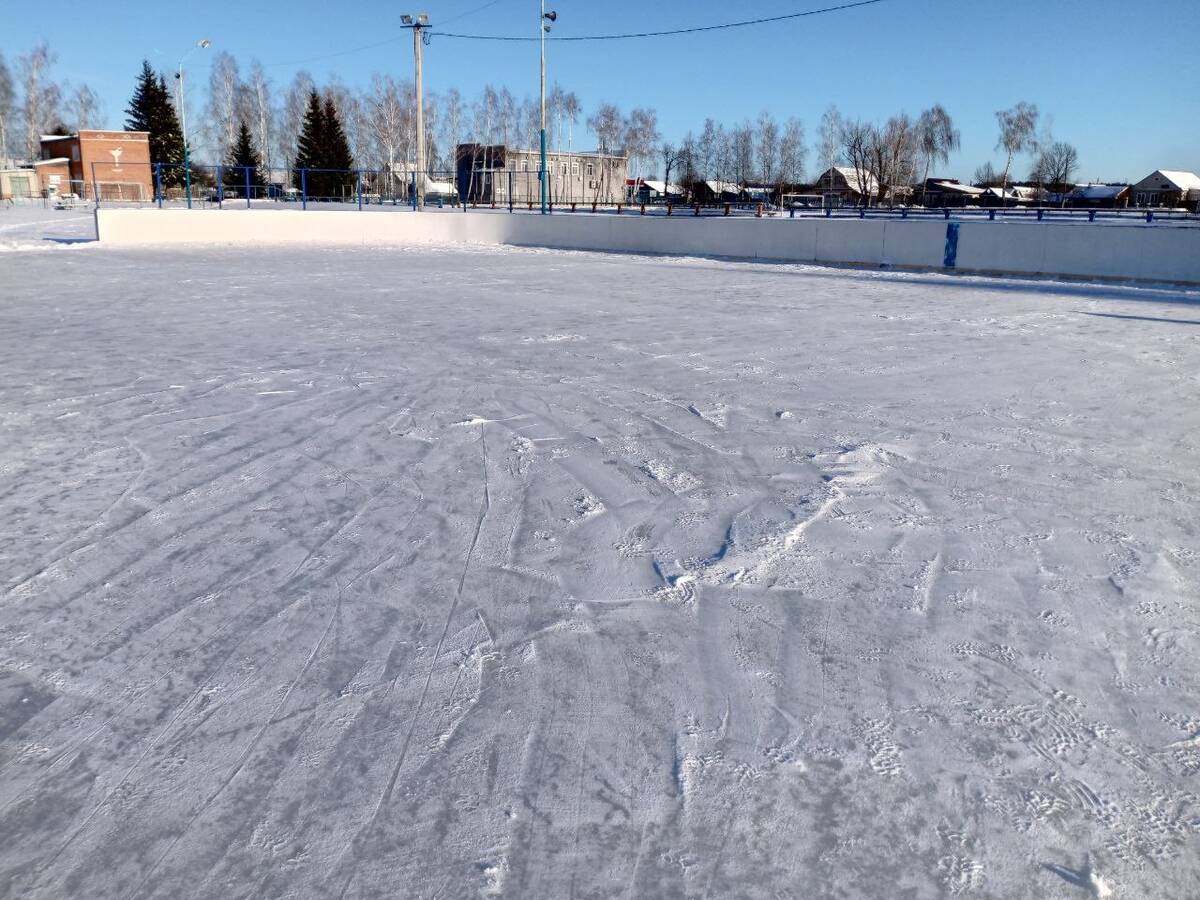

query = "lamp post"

[
  {"left": 175, "top": 38, "right": 211, "bottom": 209},
  {"left": 540, "top": 3, "right": 557, "bottom": 215},
  {"left": 401, "top": 14, "right": 429, "bottom": 211}
]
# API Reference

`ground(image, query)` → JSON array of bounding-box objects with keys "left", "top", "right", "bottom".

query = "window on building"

[
  {"left": 560, "top": 162, "right": 568, "bottom": 175},
  {"left": 586, "top": 163, "right": 594, "bottom": 178},
  {"left": 71, "top": 146, "right": 80, "bottom": 162},
  {"left": 572, "top": 161, "right": 579, "bottom": 176},
  {"left": 523, "top": 159, "right": 530, "bottom": 172}
]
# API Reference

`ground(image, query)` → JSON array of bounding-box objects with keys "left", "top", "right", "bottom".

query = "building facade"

[
  {"left": 813, "top": 167, "right": 880, "bottom": 207},
  {"left": 1131, "top": 170, "right": 1200, "bottom": 209},
  {"left": 456, "top": 144, "right": 628, "bottom": 205},
  {"left": 40, "top": 130, "right": 153, "bottom": 201}
]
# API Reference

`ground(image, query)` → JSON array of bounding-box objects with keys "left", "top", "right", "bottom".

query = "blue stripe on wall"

[{"left": 944, "top": 222, "right": 960, "bottom": 268}]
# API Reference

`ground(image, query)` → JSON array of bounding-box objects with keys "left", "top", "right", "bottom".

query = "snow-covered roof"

[
  {"left": 640, "top": 179, "right": 683, "bottom": 195},
  {"left": 836, "top": 167, "right": 878, "bottom": 192},
  {"left": 1133, "top": 169, "right": 1200, "bottom": 192},
  {"left": 704, "top": 180, "right": 740, "bottom": 195},
  {"left": 1154, "top": 170, "right": 1200, "bottom": 191},
  {"left": 1066, "top": 183, "right": 1129, "bottom": 200},
  {"left": 981, "top": 186, "right": 1037, "bottom": 200},
  {"left": 931, "top": 180, "right": 985, "bottom": 196}
]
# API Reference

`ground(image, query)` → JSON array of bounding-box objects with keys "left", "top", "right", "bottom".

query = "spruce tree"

[
  {"left": 125, "top": 61, "right": 184, "bottom": 187},
  {"left": 292, "top": 90, "right": 324, "bottom": 194},
  {"left": 224, "top": 121, "right": 266, "bottom": 193},
  {"left": 322, "top": 95, "right": 355, "bottom": 197}
]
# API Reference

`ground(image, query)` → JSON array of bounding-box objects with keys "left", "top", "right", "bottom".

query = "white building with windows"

[{"left": 455, "top": 144, "right": 628, "bottom": 205}]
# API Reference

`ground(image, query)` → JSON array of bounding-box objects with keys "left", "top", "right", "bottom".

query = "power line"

[
  {"left": 439, "top": 0, "right": 508, "bottom": 28},
  {"left": 254, "top": 0, "right": 508, "bottom": 68},
  {"left": 435, "top": 0, "right": 888, "bottom": 42}
]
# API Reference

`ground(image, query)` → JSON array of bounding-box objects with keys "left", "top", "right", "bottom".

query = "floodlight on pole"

[
  {"left": 539, "top": 3, "right": 557, "bottom": 215},
  {"left": 176, "top": 38, "right": 211, "bottom": 210},
  {"left": 401, "top": 14, "right": 430, "bottom": 211}
]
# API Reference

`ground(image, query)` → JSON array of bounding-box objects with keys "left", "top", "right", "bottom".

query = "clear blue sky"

[{"left": 6, "top": 0, "right": 1198, "bottom": 181}]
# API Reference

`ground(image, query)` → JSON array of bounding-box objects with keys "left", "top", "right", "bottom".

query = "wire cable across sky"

[{"left": 435, "top": 0, "right": 888, "bottom": 42}]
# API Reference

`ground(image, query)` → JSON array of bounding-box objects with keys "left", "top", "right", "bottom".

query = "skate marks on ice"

[{"left": 0, "top": 245, "right": 1198, "bottom": 896}]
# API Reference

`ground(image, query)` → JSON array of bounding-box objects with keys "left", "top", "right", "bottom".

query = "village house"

[
  {"left": 813, "top": 167, "right": 879, "bottom": 207},
  {"left": 921, "top": 178, "right": 985, "bottom": 207},
  {"left": 1064, "top": 183, "right": 1131, "bottom": 209},
  {"left": 1131, "top": 170, "right": 1200, "bottom": 209}
]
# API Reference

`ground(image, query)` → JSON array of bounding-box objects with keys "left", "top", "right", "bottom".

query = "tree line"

[
  {"left": 5, "top": 41, "right": 1082, "bottom": 204},
  {"left": 0, "top": 43, "right": 103, "bottom": 163}
]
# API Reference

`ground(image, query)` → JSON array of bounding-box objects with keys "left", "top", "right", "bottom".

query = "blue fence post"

[
  {"left": 825, "top": 206, "right": 831, "bottom": 218},
  {"left": 357, "top": 170, "right": 363, "bottom": 210},
  {"left": 245, "top": 166, "right": 251, "bottom": 208},
  {"left": 789, "top": 207, "right": 795, "bottom": 219},
  {"left": 944, "top": 208, "right": 950, "bottom": 220},
  {"left": 988, "top": 209, "right": 996, "bottom": 221},
  {"left": 1146, "top": 210, "right": 1153, "bottom": 223},
  {"left": 508, "top": 171, "right": 514, "bottom": 213},
  {"left": 1037, "top": 208, "right": 1044, "bottom": 221},
  {"left": 301, "top": 169, "right": 308, "bottom": 210},
  {"left": 154, "top": 163, "right": 163, "bottom": 209},
  {"left": 902, "top": 208, "right": 908, "bottom": 219},
  {"left": 216, "top": 165, "right": 223, "bottom": 208},
  {"left": 1088, "top": 210, "right": 1096, "bottom": 222},
  {"left": 411, "top": 172, "right": 417, "bottom": 210},
  {"left": 91, "top": 162, "right": 100, "bottom": 208},
  {"left": 859, "top": 206, "right": 865, "bottom": 219}
]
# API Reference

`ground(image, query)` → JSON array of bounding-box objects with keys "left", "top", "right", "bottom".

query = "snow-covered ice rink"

[{"left": 2, "top": 208, "right": 1199, "bottom": 898}]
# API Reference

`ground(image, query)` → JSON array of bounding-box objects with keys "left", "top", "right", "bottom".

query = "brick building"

[{"left": 39, "top": 130, "right": 154, "bottom": 201}]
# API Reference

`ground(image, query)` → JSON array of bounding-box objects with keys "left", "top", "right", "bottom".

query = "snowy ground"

[{"left": 1, "top": 206, "right": 1200, "bottom": 899}]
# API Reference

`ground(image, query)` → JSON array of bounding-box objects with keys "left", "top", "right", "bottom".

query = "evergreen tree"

[
  {"left": 292, "top": 89, "right": 324, "bottom": 193},
  {"left": 224, "top": 121, "right": 266, "bottom": 192},
  {"left": 322, "top": 95, "right": 355, "bottom": 196},
  {"left": 125, "top": 61, "right": 184, "bottom": 186}
]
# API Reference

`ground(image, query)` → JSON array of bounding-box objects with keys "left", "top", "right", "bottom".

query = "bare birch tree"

[
  {"left": 204, "top": 51, "right": 243, "bottom": 161},
  {"left": 366, "top": 74, "right": 409, "bottom": 190},
  {"left": 68, "top": 83, "right": 102, "bottom": 130},
  {"left": 19, "top": 43, "right": 62, "bottom": 159},
  {"left": 697, "top": 119, "right": 719, "bottom": 182},
  {"left": 0, "top": 52, "right": 13, "bottom": 163},
  {"left": 246, "top": 61, "right": 274, "bottom": 173},
  {"left": 839, "top": 118, "right": 873, "bottom": 206},
  {"left": 1030, "top": 141, "right": 1078, "bottom": 203},
  {"left": 280, "top": 70, "right": 315, "bottom": 166},
  {"left": 778, "top": 117, "right": 807, "bottom": 189},
  {"left": 438, "top": 87, "right": 463, "bottom": 171},
  {"left": 623, "top": 107, "right": 659, "bottom": 181},
  {"left": 995, "top": 101, "right": 1039, "bottom": 197},
  {"left": 756, "top": 111, "right": 780, "bottom": 188},
  {"left": 818, "top": 104, "right": 843, "bottom": 195},
  {"left": 916, "top": 104, "right": 959, "bottom": 202},
  {"left": 869, "top": 114, "right": 917, "bottom": 204}
]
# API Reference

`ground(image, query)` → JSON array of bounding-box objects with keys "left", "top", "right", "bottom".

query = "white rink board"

[{"left": 96, "top": 207, "right": 1200, "bottom": 284}]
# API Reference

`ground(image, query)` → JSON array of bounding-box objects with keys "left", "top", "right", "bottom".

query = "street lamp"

[
  {"left": 540, "top": 3, "right": 557, "bottom": 214},
  {"left": 401, "top": 14, "right": 430, "bottom": 211},
  {"left": 175, "top": 38, "right": 211, "bottom": 209}
]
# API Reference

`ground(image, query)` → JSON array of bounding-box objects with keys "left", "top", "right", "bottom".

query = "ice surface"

[{"left": 1, "top": 212, "right": 1199, "bottom": 898}]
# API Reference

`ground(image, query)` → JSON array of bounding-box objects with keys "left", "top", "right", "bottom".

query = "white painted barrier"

[{"left": 95, "top": 208, "right": 1200, "bottom": 285}]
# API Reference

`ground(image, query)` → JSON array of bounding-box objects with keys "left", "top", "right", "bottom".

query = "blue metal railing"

[{"left": 90, "top": 161, "right": 1200, "bottom": 225}]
